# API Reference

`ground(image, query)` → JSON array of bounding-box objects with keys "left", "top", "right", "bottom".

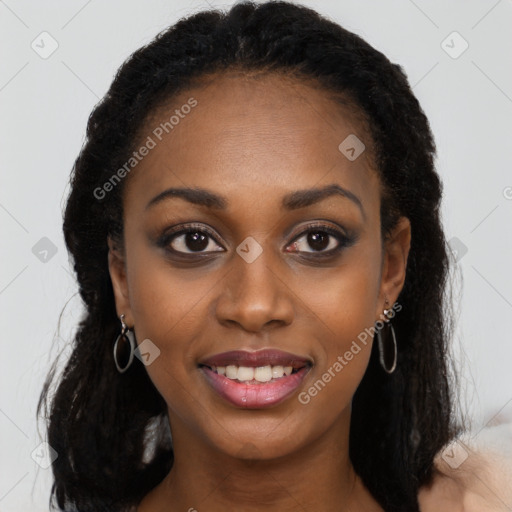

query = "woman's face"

[{"left": 109, "top": 72, "right": 410, "bottom": 461}]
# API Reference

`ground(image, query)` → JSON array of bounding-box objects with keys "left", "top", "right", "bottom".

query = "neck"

[{"left": 139, "top": 408, "right": 382, "bottom": 512}]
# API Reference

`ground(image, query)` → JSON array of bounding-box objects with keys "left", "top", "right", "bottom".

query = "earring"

[
  {"left": 376, "top": 298, "right": 397, "bottom": 374},
  {"left": 113, "top": 314, "right": 136, "bottom": 373}
]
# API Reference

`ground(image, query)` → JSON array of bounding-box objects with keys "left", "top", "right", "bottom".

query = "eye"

[
  {"left": 157, "top": 221, "right": 356, "bottom": 259},
  {"left": 159, "top": 224, "right": 224, "bottom": 255},
  {"left": 287, "top": 223, "right": 354, "bottom": 255}
]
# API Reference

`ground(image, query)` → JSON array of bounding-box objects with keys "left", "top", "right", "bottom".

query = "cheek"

[
  {"left": 302, "top": 250, "right": 381, "bottom": 352},
  {"left": 295, "top": 251, "right": 381, "bottom": 410},
  {"left": 124, "top": 251, "right": 218, "bottom": 398},
  {"left": 126, "top": 232, "right": 218, "bottom": 337}
]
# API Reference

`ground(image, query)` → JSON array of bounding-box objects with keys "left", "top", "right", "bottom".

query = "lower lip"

[{"left": 200, "top": 366, "right": 311, "bottom": 409}]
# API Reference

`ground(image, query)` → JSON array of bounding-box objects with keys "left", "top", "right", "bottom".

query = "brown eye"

[
  {"left": 176, "top": 231, "right": 209, "bottom": 252},
  {"left": 289, "top": 226, "right": 344, "bottom": 254},
  {"left": 158, "top": 224, "right": 225, "bottom": 255},
  {"left": 306, "top": 231, "right": 332, "bottom": 251}
]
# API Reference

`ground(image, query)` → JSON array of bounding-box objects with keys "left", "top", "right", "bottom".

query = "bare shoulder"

[{"left": 418, "top": 423, "right": 512, "bottom": 512}]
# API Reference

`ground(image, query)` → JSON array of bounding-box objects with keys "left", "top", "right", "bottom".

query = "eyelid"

[
  {"left": 159, "top": 222, "right": 225, "bottom": 250},
  {"left": 157, "top": 220, "right": 355, "bottom": 256},
  {"left": 286, "top": 222, "right": 353, "bottom": 253},
  {"left": 289, "top": 221, "right": 349, "bottom": 240}
]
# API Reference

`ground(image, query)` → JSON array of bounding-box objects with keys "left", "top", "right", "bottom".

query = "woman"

[{"left": 37, "top": 1, "right": 511, "bottom": 511}]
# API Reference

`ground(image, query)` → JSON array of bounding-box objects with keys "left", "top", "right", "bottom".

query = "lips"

[
  {"left": 198, "top": 349, "right": 312, "bottom": 369},
  {"left": 198, "top": 349, "right": 313, "bottom": 409}
]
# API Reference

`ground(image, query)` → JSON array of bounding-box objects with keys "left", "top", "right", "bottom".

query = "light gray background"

[{"left": 1, "top": 0, "right": 511, "bottom": 510}]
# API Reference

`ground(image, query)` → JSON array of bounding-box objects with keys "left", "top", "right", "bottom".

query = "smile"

[
  {"left": 198, "top": 349, "right": 313, "bottom": 409},
  {"left": 206, "top": 364, "right": 297, "bottom": 382}
]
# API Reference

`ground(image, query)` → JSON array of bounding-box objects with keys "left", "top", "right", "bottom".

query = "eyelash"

[{"left": 157, "top": 222, "right": 356, "bottom": 259}]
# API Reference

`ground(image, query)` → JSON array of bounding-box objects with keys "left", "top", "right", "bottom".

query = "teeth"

[
  {"left": 210, "top": 364, "right": 300, "bottom": 382},
  {"left": 226, "top": 365, "right": 238, "bottom": 379},
  {"left": 237, "top": 366, "right": 255, "bottom": 381},
  {"left": 272, "top": 365, "right": 284, "bottom": 378},
  {"left": 254, "top": 366, "right": 272, "bottom": 382}
]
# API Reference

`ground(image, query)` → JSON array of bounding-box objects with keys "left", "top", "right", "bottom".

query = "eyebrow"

[{"left": 145, "top": 183, "right": 365, "bottom": 219}]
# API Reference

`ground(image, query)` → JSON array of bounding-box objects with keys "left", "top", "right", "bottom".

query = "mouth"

[
  {"left": 198, "top": 349, "right": 313, "bottom": 409},
  {"left": 199, "top": 363, "right": 305, "bottom": 382}
]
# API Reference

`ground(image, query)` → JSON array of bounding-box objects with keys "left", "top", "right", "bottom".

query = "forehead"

[{"left": 123, "top": 71, "right": 380, "bottom": 218}]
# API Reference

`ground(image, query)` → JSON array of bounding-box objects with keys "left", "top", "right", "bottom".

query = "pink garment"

[{"left": 430, "top": 423, "right": 512, "bottom": 511}]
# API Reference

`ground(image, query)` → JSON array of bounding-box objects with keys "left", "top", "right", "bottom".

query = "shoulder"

[{"left": 418, "top": 423, "right": 512, "bottom": 512}]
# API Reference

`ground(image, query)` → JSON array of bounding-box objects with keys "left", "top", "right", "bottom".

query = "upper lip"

[{"left": 199, "top": 349, "right": 313, "bottom": 369}]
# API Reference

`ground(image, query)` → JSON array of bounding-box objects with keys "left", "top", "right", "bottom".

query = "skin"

[
  {"left": 108, "top": 72, "right": 411, "bottom": 511},
  {"left": 419, "top": 446, "right": 512, "bottom": 511}
]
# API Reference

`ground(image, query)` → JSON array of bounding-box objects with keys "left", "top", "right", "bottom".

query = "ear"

[
  {"left": 376, "top": 216, "right": 411, "bottom": 317},
  {"left": 107, "top": 235, "right": 133, "bottom": 326}
]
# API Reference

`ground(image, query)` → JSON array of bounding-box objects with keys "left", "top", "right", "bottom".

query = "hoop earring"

[
  {"left": 113, "top": 314, "right": 136, "bottom": 373},
  {"left": 376, "top": 299, "right": 397, "bottom": 374}
]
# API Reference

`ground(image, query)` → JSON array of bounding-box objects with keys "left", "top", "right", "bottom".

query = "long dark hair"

[{"left": 37, "top": 2, "right": 461, "bottom": 510}]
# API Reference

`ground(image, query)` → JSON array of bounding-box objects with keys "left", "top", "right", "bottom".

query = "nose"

[{"left": 215, "top": 245, "right": 295, "bottom": 333}]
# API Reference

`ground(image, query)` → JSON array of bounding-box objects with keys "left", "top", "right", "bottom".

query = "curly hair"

[{"left": 37, "top": 2, "right": 461, "bottom": 511}]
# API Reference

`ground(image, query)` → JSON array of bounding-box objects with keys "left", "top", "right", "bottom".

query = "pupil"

[
  {"left": 308, "top": 232, "right": 329, "bottom": 251},
  {"left": 186, "top": 232, "right": 208, "bottom": 251}
]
